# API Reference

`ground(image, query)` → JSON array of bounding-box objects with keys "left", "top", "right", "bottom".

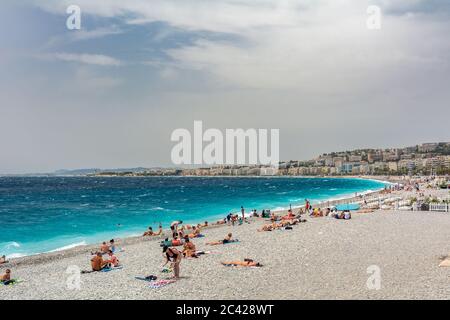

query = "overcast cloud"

[{"left": 0, "top": 0, "right": 449, "bottom": 173}]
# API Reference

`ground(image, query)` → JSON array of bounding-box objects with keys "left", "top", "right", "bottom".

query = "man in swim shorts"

[{"left": 91, "top": 252, "right": 108, "bottom": 271}]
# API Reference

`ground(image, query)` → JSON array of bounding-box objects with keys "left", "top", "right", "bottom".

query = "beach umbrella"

[{"left": 335, "top": 203, "right": 360, "bottom": 211}]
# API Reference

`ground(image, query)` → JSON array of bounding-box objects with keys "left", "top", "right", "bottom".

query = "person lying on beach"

[
  {"left": 144, "top": 224, "right": 163, "bottom": 236},
  {"left": 182, "top": 237, "right": 198, "bottom": 258},
  {"left": 257, "top": 224, "right": 274, "bottom": 232},
  {"left": 335, "top": 211, "right": 351, "bottom": 220},
  {"left": 174, "top": 236, "right": 185, "bottom": 246},
  {"left": 163, "top": 246, "right": 182, "bottom": 279},
  {"left": 281, "top": 210, "right": 296, "bottom": 220},
  {"left": 206, "top": 233, "right": 237, "bottom": 245},
  {"left": 160, "top": 236, "right": 185, "bottom": 247},
  {"left": 199, "top": 221, "right": 208, "bottom": 228},
  {"left": 221, "top": 259, "right": 262, "bottom": 267},
  {"left": 91, "top": 252, "right": 108, "bottom": 271},
  {"left": 0, "top": 255, "right": 8, "bottom": 264},
  {"left": 105, "top": 250, "right": 120, "bottom": 268},
  {"left": 270, "top": 213, "right": 279, "bottom": 222},
  {"left": 215, "top": 219, "right": 226, "bottom": 225}
]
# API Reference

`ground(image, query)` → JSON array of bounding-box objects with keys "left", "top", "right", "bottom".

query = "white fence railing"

[{"left": 429, "top": 203, "right": 449, "bottom": 212}]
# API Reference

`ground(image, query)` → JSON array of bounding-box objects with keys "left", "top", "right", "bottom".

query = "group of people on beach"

[
  {"left": 86, "top": 239, "right": 121, "bottom": 272},
  {"left": 1, "top": 202, "right": 351, "bottom": 286}
]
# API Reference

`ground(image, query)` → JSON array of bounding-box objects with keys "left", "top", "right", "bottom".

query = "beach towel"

[
  {"left": 223, "top": 239, "right": 240, "bottom": 245},
  {"left": 438, "top": 258, "right": 450, "bottom": 267},
  {"left": 148, "top": 279, "right": 176, "bottom": 288},
  {"left": 1, "top": 279, "right": 22, "bottom": 286},
  {"left": 101, "top": 266, "right": 123, "bottom": 272}
]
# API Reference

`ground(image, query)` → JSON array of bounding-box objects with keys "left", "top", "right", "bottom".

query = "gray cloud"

[{"left": 0, "top": 0, "right": 449, "bottom": 173}]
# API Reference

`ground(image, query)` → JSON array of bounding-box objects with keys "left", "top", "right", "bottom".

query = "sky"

[{"left": 0, "top": 0, "right": 449, "bottom": 173}]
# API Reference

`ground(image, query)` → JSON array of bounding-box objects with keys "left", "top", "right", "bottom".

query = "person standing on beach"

[
  {"left": 163, "top": 246, "right": 182, "bottom": 279},
  {"left": 241, "top": 206, "right": 245, "bottom": 220}
]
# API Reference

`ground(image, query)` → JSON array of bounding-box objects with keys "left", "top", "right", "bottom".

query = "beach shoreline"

[
  {"left": 2, "top": 176, "right": 448, "bottom": 300},
  {"left": 2, "top": 178, "right": 390, "bottom": 268}
]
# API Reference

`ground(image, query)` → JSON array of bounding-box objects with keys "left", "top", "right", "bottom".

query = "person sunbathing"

[
  {"left": 270, "top": 213, "right": 277, "bottom": 222},
  {"left": 282, "top": 213, "right": 296, "bottom": 220},
  {"left": 0, "top": 255, "right": 8, "bottom": 264},
  {"left": 171, "top": 236, "right": 184, "bottom": 246},
  {"left": 105, "top": 250, "right": 120, "bottom": 268},
  {"left": 182, "top": 237, "right": 198, "bottom": 258},
  {"left": 221, "top": 259, "right": 262, "bottom": 267},
  {"left": 186, "top": 226, "right": 201, "bottom": 238},
  {"left": 100, "top": 242, "right": 109, "bottom": 254},
  {"left": 215, "top": 219, "right": 226, "bottom": 225},
  {"left": 91, "top": 252, "right": 108, "bottom": 271},
  {"left": 109, "top": 239, "right": 116, "bottom": 253},
  {"left": 143, "top": 226, "right": 155, "bottom": 236},
  {"left": 257, "top": 224, "right": 274, "bottom": 232},
  {"left": 206, "top": 233, "right": 236, "bottom": 245},
  {"left": 144, "top": 225, "right": 163, "bottom": 236},
  {"left": 1, "top": 269, "right": 11, "bottom": 283}
]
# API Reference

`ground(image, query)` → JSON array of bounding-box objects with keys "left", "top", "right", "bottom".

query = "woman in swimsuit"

[
  {"left": 106, "top": 250, "right": 120, "bottom": 268},
  {"left": 221, "top": 259, "right": 262, "bottom": 267},
  {"left": 206, "top": 233, "right": 234, "bottom": 245},
  {"left": 0, "top": 255, "right": 8, "bottom": 265},
  {"left": 163, "top": 246, "right": 182, "bottom": 279}
]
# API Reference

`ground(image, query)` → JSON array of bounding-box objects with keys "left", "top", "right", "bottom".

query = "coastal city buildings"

[{"left": 94, "top": 142, "right": 450, "bottom": 177}]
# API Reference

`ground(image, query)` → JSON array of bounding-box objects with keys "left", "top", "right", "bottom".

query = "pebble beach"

[{"left": 2, "top": 207, "right": 449, "bottom": 300}]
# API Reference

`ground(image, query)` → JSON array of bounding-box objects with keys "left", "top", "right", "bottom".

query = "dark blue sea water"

[{"left": 0, "top": 176, "right": 386, "bottom": 258}]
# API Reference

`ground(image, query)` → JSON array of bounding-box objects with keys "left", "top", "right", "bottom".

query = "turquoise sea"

[{"left": 0, "top": 176, "right": 386, "bottom": 258}]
